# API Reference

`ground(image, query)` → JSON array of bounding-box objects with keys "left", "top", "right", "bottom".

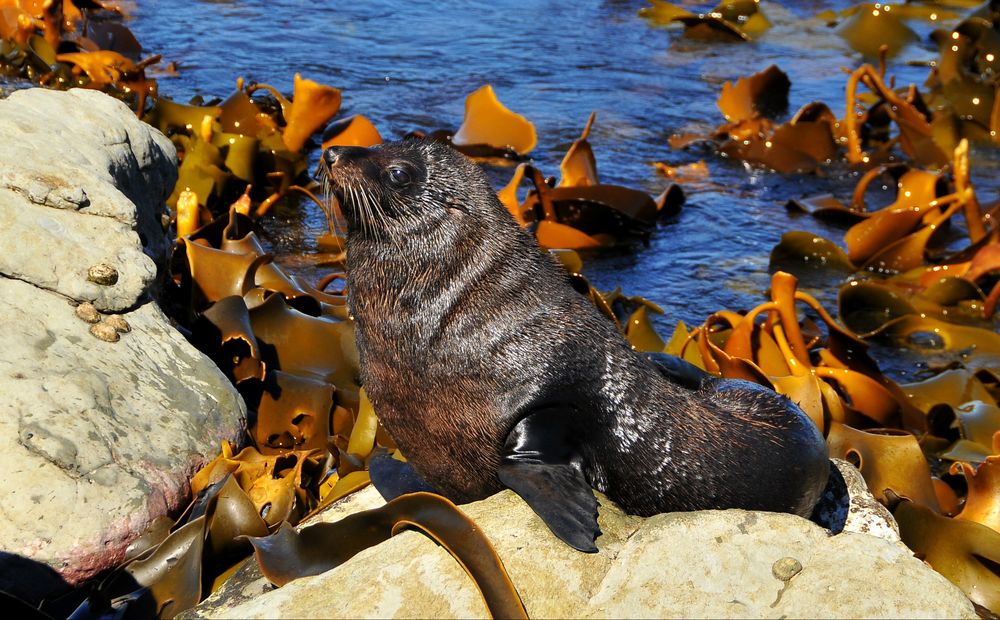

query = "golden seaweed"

[
  {"left": 247, "top": 293, "right": 360, "bottom": 409},
  {"left": 204, "top": 475, "right": 271, "bottom": 562},
  {"left": 639, "top": 0, "right": 769, "bottom": 41},
  {"left": 717, "top": 64, "right": 789, "bottom": 123},
  {"left": 504, "top": 114, "right": 666, "bottom": 249},
  {"left": 247, "top": 492, "right": 527, "bottom": 619},
  {"left": 844, "top": 64, "right": 949, "bottom": 168},
  {"left": 321, "top": 114, "right": 383, "bottom": 149},
  {"left": 278, "top": 74, "right": 342, "bottom": 153},
  {"left": 768, "top": 231, "right": 856, "bottom": 278},
  {"left": 953, "top": 457, "right": 1000, "bottom": 533},
  {"left": 114, "top": 517, "right": 207, "bottom": 617},
  {"left": 559, "top": 111, "right": 599, "bottom": 187},
  {"left": 249, "top": 370, "right": 335, "bottom": 454},
  {"left": 836, "top": 4, "right": 918, "bottom": 58},
  {"left": 194, "top": 295, "right": 266, "bottom": 383},
  {"left": 895, "top": 500, "right": 1000, "bottom": 611},
  {"left": 451, "top": 84, "right": 536, "bottom": 156},
  {"left": 678, "top": 65, "right": 843, "bottom": 173},
  {"left": 827, "top": 424, "right": 941, "bottom": 510}
]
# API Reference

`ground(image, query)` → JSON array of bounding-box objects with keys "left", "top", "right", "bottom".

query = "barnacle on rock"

[
  {"left": 104, "top": 315, "right": 130, "bottom": 334},
  {"left": 75, "top": 301, "right": 100, "bottom": 323},
  {"left": 89, "top": 321, "right": 119, "bottom": 342},
  {"left": 771, "top": 557, "right": 802, "bottom": 581},
  {"left": 87, "top": 262, "right": 118, "bottom": 286}
]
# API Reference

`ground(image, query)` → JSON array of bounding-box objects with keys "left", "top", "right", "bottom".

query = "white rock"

[
  {"left": 0, "top": 278, "right": 245, "bottom": 585},
  {"left": 0, "top": 88, "right": 245, "bottom": 594},
  {"left": 186, "top": 486, "right": 974, "bottom": 619},
  {"left": 0, "top": 88, "right": 177, "bottom": 311}
]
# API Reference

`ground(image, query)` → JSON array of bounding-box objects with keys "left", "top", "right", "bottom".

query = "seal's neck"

[
  {"left": 347, "top": 223, "right": 485, "bottom": 298},
  {"left": 348, "top": 211, "right": 535, "bottom": 298},
  {"left": 345, "top": 216, "right": 556, "bottom": 354}
]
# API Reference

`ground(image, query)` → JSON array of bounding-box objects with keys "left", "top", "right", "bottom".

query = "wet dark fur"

[{"left": 322, "top": 140, "right": 829, "bottom": 518}]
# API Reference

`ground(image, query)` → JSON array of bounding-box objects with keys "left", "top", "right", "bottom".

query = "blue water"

[{"left": 127, "top": 0, "right": 999, "bottom": 378}]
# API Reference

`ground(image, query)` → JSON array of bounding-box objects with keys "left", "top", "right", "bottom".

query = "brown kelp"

[
  {"left": 247, "top": 493, "right": 527, "bottom": 619},
  {"left": 0, "top": 0, "right": 159, "bottom": 111},
  {"left": 499, "top": 113, "right": 683, "bottom": 249},
  {"left": 638, "top": 0, "right": 771, "bottom": 42},
  {"left": 777, "top": 141, "right": 993, "bottom": 300},
  {"left": 146, "top": 73, "right": 342, "bottom": 216},
  {"left": 670, "top": 64, "right": 840, "bottom": 173},
  {"left": 925, "top": 7, "right": 1000, "bottom": 144},
  {"left": 828, "top": 3, "right": 924, "bottom": 58},
  {"left": 408, "top": 84, "right": 536, "bottom": 163},
  {"left": 759, "top": 124, "right": 998, "bottom": 607},
  {"left": 672, "top": 28, "right": 1000, "bottom": 174},
  {"left": 656, "top": 269, "right": 1000, "bottom": 609}
]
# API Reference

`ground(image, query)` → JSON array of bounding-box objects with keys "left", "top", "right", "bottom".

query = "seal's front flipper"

[
  {"left": 369, "top": 452, "right": 438, "bottom": 501},
  {"left": 643, "top": 352, "right": 710, "bottom": 389},
  {"left": 498, "top": 408, "right": 601, "bottom": 553},
  {"left": 498, "top": 462, "right": 600, "bottom": 552}
]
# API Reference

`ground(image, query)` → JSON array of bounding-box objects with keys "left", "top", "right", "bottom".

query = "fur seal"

[{"left": 321, "top": 140, "right": 829, "bottom": 552}]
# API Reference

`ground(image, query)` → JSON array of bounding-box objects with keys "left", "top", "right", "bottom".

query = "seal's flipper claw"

[
  {"left": 499, "top": 461, "right": 600, "bottom": 552},
  {"left": 498, "top": 408, "right": 600, "bottom": 553},
  {"left": 369, "top": 452, "right": 439, "bottom": 501},
  {"left": 642, "top": 352, "right": 710, "bottom": 390}
]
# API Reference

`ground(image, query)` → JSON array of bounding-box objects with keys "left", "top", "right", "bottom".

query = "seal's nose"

[{"left": 323, "top": 146, "right": 369, "bottom": 168}]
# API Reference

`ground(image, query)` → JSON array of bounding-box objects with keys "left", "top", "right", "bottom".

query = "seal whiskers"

[{"left": 322, "top": 158, "right": 414, "bottom": 271}]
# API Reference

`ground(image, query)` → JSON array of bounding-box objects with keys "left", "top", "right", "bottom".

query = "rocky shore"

[
  {"left": 185, "top": 467, "right": 975, "bottom": 619},
  {"left": 0, "top": 87, "right": 979, "bottom": 618},
  {"left": 0, "top": 88, "right": 245, "bottom": 600}
]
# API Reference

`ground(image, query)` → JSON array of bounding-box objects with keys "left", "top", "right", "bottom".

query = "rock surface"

[
  {"left": 812, "top": 458, "right": 901, "bottom": 542},
  {"left": 0, "top": 88, "right": 245, "bottom": 589},
  {"left": 0, "top": 88, "right": 176, "bottom": 312},
  {"left": 187, "top": 483, "right": 975, "bottom": 619}
]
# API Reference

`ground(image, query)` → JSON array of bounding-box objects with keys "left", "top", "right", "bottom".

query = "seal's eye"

[{"left": 385, "top": 165, "right": 412, "bottom": 189}]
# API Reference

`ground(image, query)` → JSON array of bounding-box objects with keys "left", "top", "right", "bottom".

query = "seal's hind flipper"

[
  {"left": 369, "top": 452, "right": 439, "bottom": 501},
  {"left": 498, "top": 408, "right": 601, "bottom": 553},
  {"left": 643, "top": 352, "right": 709, "bottom": 389}
]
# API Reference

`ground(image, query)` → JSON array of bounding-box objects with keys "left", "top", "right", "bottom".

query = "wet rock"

[
  {"left": 186, "top": 484, "right": 974, "bottom": 619},
  {"left": 0, "top": 88, "right": 177, "bottom": 312}
]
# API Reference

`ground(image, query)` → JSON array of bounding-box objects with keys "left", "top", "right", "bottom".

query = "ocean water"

[{"left": 127, "top": 0, "right": 1000, "bottom": 378}]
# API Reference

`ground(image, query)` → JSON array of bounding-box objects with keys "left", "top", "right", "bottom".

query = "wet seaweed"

[{"left": 6, "top": 1, "right": 1000, "bottom": 616}]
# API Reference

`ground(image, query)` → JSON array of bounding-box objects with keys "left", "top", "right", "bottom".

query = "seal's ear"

[{"left": 498, "top": 407, "right": 601, "bottom": 553}]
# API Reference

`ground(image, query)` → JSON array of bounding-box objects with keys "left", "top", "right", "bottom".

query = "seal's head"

[{"left": 320, "top": 140, "right": 507, "bottom": 242}]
